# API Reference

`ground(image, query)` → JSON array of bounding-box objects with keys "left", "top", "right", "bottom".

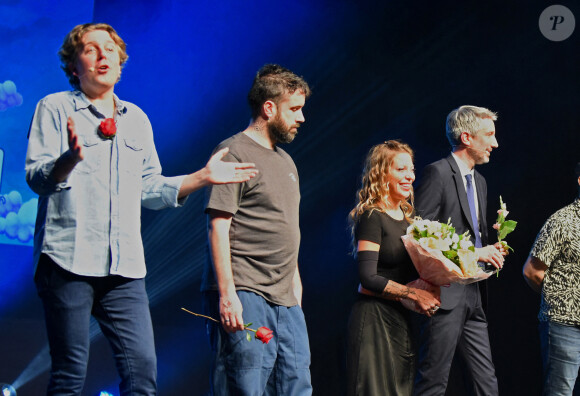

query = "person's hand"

[
  {"left": 476, "top": 245, "right": 505, "bottom": 269},
  {"left": 219, "top": 290, "right": 245, "bottom": 333},
  {"left": 67, "top": 116, "right": 83, "bottom": 163},
  {"left": 494, "top": 241, "right": 509, "bottom": 257},
  {"left": 410, "top": 286, "right": 441, "bottom": 317},
  {"left": 205, "top": 147, "right": 258, "bottom": 184}
]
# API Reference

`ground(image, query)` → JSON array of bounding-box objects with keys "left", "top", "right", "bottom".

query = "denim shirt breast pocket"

[
  {"left": 121, "top": 138, "right": 145, "bottom": 177},
  {"left": 73, "top": 137, "right": 102, "bottom": 174}
]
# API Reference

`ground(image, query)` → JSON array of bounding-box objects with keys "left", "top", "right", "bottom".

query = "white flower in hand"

[
  {"left": 427, "top": 221, "right": 440, "bottom": 235},
  {"left": 415, "top": 220, "right": 428, "bottom": 231},
  {"left": 497, "top": 209, "right": 509, "bottom": 218},
  {"left": 459, "top": 239, "right": 473, "bottom": 250}
]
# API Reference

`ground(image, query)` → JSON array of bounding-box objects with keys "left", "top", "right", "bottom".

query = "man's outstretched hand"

[{"left": 205, "top": 147, "right": 258, "bottom": 184}]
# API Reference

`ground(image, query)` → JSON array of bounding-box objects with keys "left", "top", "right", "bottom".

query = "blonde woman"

[{"left": 346, "top": 140, "right": 440, "bottom": 396}]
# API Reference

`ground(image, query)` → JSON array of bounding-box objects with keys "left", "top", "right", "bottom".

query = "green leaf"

[
  {"left": 443, "top": 250, "right": 457, "bottom": 259},
  {"left": 498, "top": 220, "right": 517, "bottom": 240},
  {"left": 246, "top": 331, "right": 252, "bottom": 342},
  {"left": 500, "top": 241, "right": 514, "bottom": 252},
  {"left": 442, "top": 250, "right": 460, "bottom": 266},
  {"left": 244, "top": 322, "right": 253, "bottom": 327},
  {"left": 504, "top": 220, "right": 517, "bottom": 230}
]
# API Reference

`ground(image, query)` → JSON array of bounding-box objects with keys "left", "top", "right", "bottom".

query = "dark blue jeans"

[
  {"left": 203, "top": 290, "right": 312, "bottom": 396},
  {"left": 35, "top": 254, "right": 157, "bottom": 396},
  {"left": 540, "top": 321, "right": 580, "bottom": 396}
]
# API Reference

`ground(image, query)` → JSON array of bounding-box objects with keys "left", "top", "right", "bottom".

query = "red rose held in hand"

[
  {"left": 99, "top": 118, "right": 116, "bottom": 139},
  {"left": 255, "top": 327, "right": 274, "bottom": 344}
]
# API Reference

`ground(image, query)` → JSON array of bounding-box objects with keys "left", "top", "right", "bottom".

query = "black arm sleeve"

[{"left": 357, "top": 250, "right": 388, "bottom": 293}]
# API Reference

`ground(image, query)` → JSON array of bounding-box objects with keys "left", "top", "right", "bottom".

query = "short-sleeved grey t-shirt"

[{"left": 203, "top": 132, "right": 300, "bottom": 306}]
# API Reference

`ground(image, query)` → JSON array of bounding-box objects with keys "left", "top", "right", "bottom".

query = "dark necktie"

[{"left": 465, "top": 174, "right": 482, "bottom": 248}]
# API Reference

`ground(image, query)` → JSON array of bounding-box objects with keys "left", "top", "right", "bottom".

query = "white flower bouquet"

[{"left": 401, "top": 217, "right": 492, "bottom": 286}]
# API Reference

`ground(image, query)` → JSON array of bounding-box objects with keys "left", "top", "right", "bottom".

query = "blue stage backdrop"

[{"left": 1, "top": 0, "right": 579, "bottom": 395}]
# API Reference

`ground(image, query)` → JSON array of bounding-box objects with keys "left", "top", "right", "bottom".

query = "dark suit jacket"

[{"left": 415, "top": 155, "right": 488, "bottom": 309}]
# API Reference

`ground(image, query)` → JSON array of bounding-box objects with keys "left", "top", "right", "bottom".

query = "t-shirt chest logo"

[{"left": 288, "top": 173, "right": 297, "bottom": 182}]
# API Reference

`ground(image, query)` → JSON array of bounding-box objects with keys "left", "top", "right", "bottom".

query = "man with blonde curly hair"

[
  {"left": 26, "top": 23, "right": 256, "bottom": 395},
  {"left": 58, "top": 23, "right": 129, "bottom": 90}
]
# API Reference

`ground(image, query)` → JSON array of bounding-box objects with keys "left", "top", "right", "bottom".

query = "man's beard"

[{"left": 268, "top": 114, "right": 298, "bottom": 144}]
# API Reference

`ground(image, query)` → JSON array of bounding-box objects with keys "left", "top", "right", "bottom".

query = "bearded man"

[{"left": 202, "top": 64, "right": 313, "bottom": 395}]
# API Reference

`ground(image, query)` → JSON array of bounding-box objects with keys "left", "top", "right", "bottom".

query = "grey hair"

[{"left": 446, "top": 105, "right": 498, "bottom": 147}]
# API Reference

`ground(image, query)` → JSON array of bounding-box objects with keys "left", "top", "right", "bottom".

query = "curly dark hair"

[{"left": 247, "top": 64, "right": 311, "bottom": 120}]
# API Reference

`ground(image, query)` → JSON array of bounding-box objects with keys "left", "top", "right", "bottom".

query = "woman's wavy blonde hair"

[{"left": 349, "top": 140, "right": 415, "bottom": 253}]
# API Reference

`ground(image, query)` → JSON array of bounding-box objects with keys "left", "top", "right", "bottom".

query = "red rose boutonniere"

[{"left": 99, "top": 118, "right": 116, "bottom": 139}]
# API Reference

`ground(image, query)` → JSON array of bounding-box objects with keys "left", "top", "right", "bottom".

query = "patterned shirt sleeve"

[{"left": 531, "top": 214, "right": 562, "bottom": 268}]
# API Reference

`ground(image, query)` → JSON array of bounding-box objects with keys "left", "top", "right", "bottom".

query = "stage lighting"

[
  {"left": 1, "top": 384, "right": 16, "bottom": 396},
  {"left": 99, "top": 392, "right": 114, "bottom": 396}
]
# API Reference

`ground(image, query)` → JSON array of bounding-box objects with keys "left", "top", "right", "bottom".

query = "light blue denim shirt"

[{"left": 25, "top": 91, "right": 186, "bottom": 278}]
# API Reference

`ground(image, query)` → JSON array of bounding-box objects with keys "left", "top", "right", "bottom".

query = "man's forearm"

[
  {"left": 208, "top": 215, "right": 236, "bottom": 295},
  {"left": 178, "top": 170, "right": 210, "bottom": 199},
  {"left": 522, "top": 255, "right": 547, "bottom": 293},
  {"left": 208, "top": 212, "right": 248, "bottom": 331},
  {"left": 292, "top": 265, "right": 303, "bottom": 306},
  {"left": 50, "top": 150, "right": 82, "bottom": 184}
]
